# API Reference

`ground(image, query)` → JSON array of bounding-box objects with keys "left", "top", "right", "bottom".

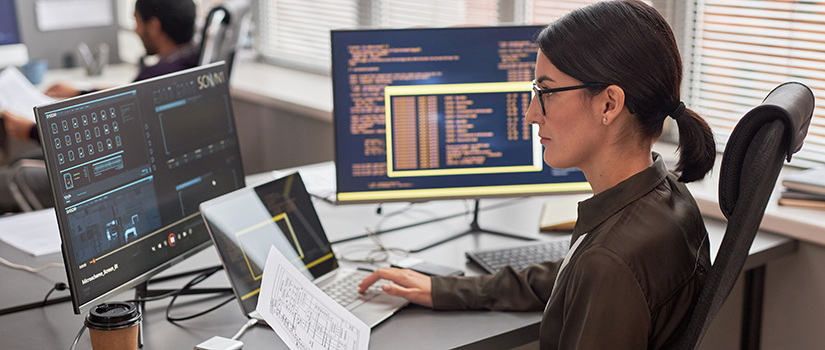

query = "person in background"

[
  {"left": 0, "top": 0, "right": 198, "bottom": 213},
  {"left": 358, "top": 1, "right": 715, "bottom": 348},
  {"left": 1, "top": 0, "right": 198, "bottom": 143}
]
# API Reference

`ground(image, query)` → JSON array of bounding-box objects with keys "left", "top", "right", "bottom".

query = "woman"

[{"left": 358, "top": 0, "right": 714, "bottom": 348}]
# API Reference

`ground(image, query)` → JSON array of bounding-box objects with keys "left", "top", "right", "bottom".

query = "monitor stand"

[
  {"left": 133, "top": 266, "right": 232, "bottom": 348},
  {"left": 408, "top": 199, "right": 536, "bottom": 253}
]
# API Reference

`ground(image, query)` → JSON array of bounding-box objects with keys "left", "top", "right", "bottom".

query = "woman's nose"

[{"left": 525, "top": 95, "right": 543, "bottom": 125}]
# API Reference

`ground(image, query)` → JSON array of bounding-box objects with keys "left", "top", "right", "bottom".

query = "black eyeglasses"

[{"left": 532, "top": 80, "right": 607, "bottom": 115}]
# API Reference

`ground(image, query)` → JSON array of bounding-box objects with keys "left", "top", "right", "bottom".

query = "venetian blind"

[
  {"left": 255, "top": 0, "right": 360, "bottom": 70},
  {"left": 529, "top": 0, "right": 602, "bottom": 24},
  {"left": 255, "top": 0, "right": 500, "bottom": 71},
  {"left": 686, "top": 0, "right": 825, "bottom": 166}
]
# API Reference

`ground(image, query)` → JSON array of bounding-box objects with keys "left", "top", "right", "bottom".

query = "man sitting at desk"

[
  {"left": 0, "top": 0, "right": 197, "bottom": 213},
  {"left": 1, "top": 0, "right": 198, "bottom": 143}
]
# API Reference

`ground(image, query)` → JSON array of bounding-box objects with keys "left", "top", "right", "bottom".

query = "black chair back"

[{"left": 680, "top": 82, "right": 814, "bottom": 349}]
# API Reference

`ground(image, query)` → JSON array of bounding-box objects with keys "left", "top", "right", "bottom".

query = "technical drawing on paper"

[{"left": 265, "top": 265, "right": 363, "bottom": 350}]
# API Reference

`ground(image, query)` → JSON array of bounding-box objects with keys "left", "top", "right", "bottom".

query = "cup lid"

[{"left": 85, "top": 302, "right": 141, "bottom": 331}]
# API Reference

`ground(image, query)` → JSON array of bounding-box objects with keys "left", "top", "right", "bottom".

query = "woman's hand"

[{"left": 358, "top": 267, "right": 433, "bottom": 308}]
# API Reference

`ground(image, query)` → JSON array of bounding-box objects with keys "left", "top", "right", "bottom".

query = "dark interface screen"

[
  {"left": 331, "top": 26, "right": 589, "bottom": 203},
  {"left": 36, "top": 63, "right": 244, "bottom": 312},
  {"left": 201, "top": 173, "right": 336, "bottom": 314}
]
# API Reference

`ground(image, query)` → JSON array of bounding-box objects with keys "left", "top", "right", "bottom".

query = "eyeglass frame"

[{"left": 532, "top": 80, "right": 608, "bottom": 116}]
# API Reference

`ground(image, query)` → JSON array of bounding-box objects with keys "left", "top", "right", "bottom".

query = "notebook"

[{"left": 199, "top": 172, "right": 408, "bottom": 328}]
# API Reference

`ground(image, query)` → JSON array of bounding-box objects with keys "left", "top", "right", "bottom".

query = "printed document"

[
  {"left": 0, "top": 67, "right": 54, "bottom": 120},
  {"left": 256, "top": 246, "right": 369, "bottom": 350}
]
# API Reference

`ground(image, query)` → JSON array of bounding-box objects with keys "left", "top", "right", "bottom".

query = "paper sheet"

[
  {"left": 0, "top": 67, "right": 54, "bottom": 121},
  {"left": 0, "top": 209, "right": 61, "bottom": 256},
  {"left": 256, "top": 246, "right": 369, "bottom": 350}
]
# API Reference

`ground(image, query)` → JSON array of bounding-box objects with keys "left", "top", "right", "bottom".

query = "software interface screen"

[
  {"left": 37, "top": 64, "right": 244, "bottom": 311},
  {"left": 331, "top": 26, "right": 589, "bottom": 203}
]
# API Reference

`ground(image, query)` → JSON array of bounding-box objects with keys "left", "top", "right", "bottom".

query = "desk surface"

[{"left": 0, "top": 189, "right": 796, "bottom": 349}]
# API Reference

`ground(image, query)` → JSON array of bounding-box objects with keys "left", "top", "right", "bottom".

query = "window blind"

[
  {"left": 529, "top": 0, "right": 602, "bottom": 24},
  {"left": 255, "top": 0, "right": 502, "bottom": 71},
  {"left": 255, "top": 0, "right": 360, "bottom": 71},
  {"left": 686, "top": 0, "right": 825, "bottom": 167},
  {"left": 374, "top": 0, "right": 498, "bottom": 28}
]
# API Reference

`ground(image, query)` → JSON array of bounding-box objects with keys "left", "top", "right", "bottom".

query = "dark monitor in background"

[
  {"left": 34, "top": 62, "right": 244, "bottom": 314},
  {"left": 331, "top": 26, "right": 589, "bottom": 205},
  {"left": 330, "top": 26, "right": 589, "bottom": 250},
  {"left": 0, "top": 0, "right": 28, "bottom": 68}
]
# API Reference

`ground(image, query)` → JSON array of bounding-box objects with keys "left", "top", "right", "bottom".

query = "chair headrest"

[
  {"left": 718, "top": 82, "right": 814, "bottom": 219},
  {"left": 746, "top": 82, "right": 814, "bottom": 162},
  {"left": 211, "top": 0, "right": 250, "bottom": 23}
]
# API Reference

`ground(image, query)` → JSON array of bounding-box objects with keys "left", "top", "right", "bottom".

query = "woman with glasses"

[{"left": 359, "top": 0, "right": 714, "bottom": 348}]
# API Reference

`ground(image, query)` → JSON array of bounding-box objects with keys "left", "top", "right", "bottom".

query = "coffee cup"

[{"left": 85, "top": 302, "right": 141, "bottom": 350}]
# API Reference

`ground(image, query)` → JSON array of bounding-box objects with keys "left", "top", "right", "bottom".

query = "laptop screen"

[{"left": 200, "top": 173, "right": 338, "bottom": 314}]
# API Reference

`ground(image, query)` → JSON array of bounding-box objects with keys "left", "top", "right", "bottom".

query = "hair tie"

[{"left": 669, "top": 101, "right": 686, "bottom": 121}]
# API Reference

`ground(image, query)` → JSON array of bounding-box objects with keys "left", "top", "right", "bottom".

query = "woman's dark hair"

[
  {"left": 135, "top": 0, "right": 197, "bottom": 45},
  {"left": 537, "top": 0, "right": 715, "bottom": 182}
]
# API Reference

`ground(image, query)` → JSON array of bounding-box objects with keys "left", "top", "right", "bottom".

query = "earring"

[{"left": 603, "top": 117, "right": 607, "bottom": 124}]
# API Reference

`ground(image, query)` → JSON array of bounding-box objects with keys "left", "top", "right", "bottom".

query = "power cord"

[
  {"left": 163, "top": 265, "right": 235, "bottom": 323},
  {"left": 338, "top": 227, "right": 410, "bottom": 264},
  {"left": 43, "top": 282, "right": 68, "bottom": 305},
  {"left": 69, "top": 324, "right": 86, "bottom": 350},
  {"left": 0, "top": 256, "right": 64, "bottom": 273},
  {"left": 231, "top": 318, "right": 259, "bottom": 340}
]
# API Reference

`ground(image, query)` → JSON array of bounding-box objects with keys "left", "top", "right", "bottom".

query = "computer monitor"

[
  {"left": 34, "top": 62, "right": 245, "bottom": 314},
  {"left": 331, "top": 26, "right": 589, "bottom": 205},
  {"left": 0, "top": 0, "right": 28, "bottom": 68}
]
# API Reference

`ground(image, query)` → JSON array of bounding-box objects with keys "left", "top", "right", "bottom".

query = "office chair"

[
  {"left": 198, "top": 0, "right": 251, "bottom": 77},
  {"left": 4, "top": 158, "right": 52, "bottom": 212},
  {"left": 680, "top": 82, "right": 814, "bottom": 350}
]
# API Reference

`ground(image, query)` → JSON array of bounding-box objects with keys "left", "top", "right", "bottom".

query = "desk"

[{"left": 0, "top": 189, "right": 795, "bottom": 349}]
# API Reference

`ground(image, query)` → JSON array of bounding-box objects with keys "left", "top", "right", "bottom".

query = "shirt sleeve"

[
  {"left": 555, "top": 247, "right": 650, "bottom": 349},
  {"left": 430, "top": 260, "right": 561, "bottom": 311}
]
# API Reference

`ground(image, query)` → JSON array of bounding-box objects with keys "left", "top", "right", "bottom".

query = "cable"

[
  {"left": 165, "top": 294, "right": 235, "bottom": 322},
  {"left": 0, "top": 256, "right": 64, "bottom": 273},
  {"left": 338, "top": 227, "right": 409, "bottom": 264},
  {"left": 124, "top": 266, "right": 225, "bottom": 304},
  {"left": 43, "top": 282, "right": 68, "bottom": 306},
  {"left": 163, "top": 265, "right": 235, "bottom": 322},
  {"left": 231, "top": 318, "right": 259, "bottom": 340},
  {"left": 68, "top": 324, "right": 86, "bottom": 350}
]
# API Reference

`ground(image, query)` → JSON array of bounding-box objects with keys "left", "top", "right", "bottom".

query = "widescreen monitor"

[
  {"left": 34, "top": 62, "right": 245, "bottom": 314},
  {"left": 0, "top": 0, "right": 28, "bottom": 68},
  {"left": 331, "top": 26, "right": 589, "bottom": 204}
]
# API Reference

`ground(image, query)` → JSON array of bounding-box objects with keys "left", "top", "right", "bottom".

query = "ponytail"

[{"left": 673, "top": 108, "right": 716, "bottom": 182}]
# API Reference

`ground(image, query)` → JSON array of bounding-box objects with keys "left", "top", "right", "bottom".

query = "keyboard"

[
  {"left": 466, "top": 238, "right": 572, "bottom": 274},
  {"left": 321, "top": 269, "right": 381, "bottom": 307}
]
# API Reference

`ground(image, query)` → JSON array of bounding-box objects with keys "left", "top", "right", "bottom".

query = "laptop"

[{"left": 199, "top": 172, "right": 408, "bottom": 327}]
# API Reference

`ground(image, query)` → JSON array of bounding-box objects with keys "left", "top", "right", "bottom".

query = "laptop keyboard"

[
  {"left": 466, "top": 238, "right": 572, "bottom": 274},
  {"left": 321, "top": 269, "right": 381, "bottom": 307}
]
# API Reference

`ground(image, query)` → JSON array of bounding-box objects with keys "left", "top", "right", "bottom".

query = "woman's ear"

[{"left": 598, "top": 85, "right": 626, "bottom": 125}]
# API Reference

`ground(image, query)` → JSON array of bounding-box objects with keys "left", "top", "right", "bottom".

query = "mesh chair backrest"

[{"left": 680, "top": 82, "right": 814, "bottom": 349}]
